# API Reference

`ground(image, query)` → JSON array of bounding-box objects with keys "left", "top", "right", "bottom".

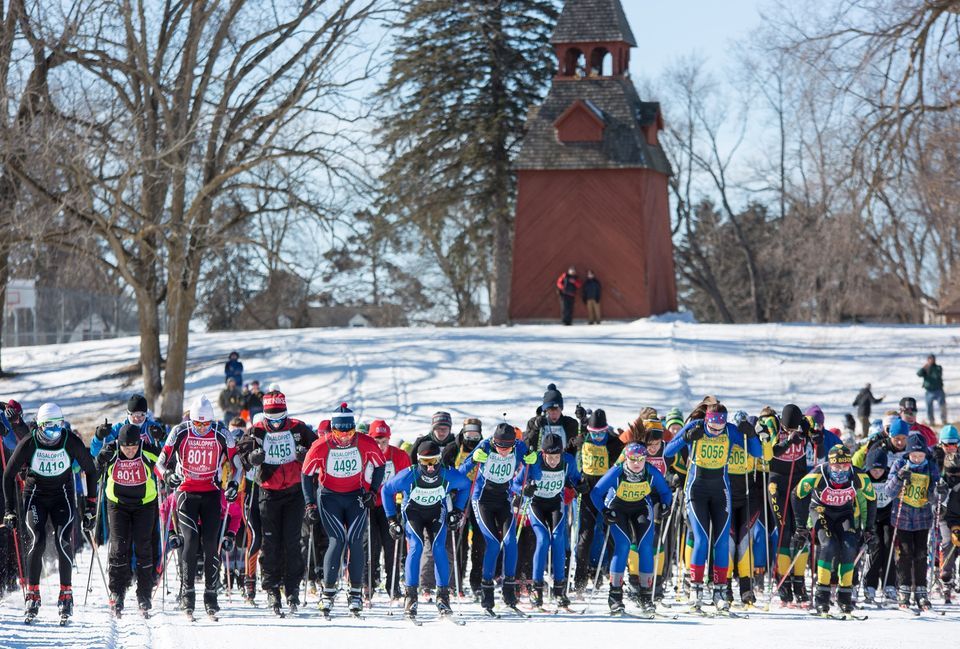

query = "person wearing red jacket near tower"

[
  {"left": 367, "top": 419, "right": 411, "bottom": 600},
  {"left": 236, "top": 391, "right": 317, "bottom": 616},
  {"left": 556, "top": 266, "right": 582, "bottom": 326},
  {"left": 301, "top": 403, "right": 385, "bottom": 616},
  {"left": 156, "top": 394, "right": 241, "bottom": 619}
]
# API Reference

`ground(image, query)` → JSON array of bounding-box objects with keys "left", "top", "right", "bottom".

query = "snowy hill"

[{"left": 2, "top": 320, "right": 958, "bottom": 435}]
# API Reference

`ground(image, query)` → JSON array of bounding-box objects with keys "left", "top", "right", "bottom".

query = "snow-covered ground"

[
  {"left": 1, "top": 320, "right": 957, "bottom": 435},
  {"left": 1, "top": 320, "right": 959, "bottom": 647}
]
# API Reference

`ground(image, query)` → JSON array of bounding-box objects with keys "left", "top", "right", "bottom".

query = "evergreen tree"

[{"left": 377, "top": 0, "right": 559, "bottom": 325}]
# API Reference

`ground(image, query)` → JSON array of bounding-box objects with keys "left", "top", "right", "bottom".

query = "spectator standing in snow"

[
  {"left": 917, "top": 354, "right": 947, "bottom": 425},
  {"left": 582, "top": 269, "right": 602, "bottom": 325},
  {"left": 219, "top": 377, "right": 243, "bottom": 424},
  {"left": 556, "top": 266, "right": 581, "bottom": 326},
  {"left": 853, "top": 383, "right": 885, "bottom": 438},
  {"left": 225, "top": 350, "right": 243, "bottom": 386},
  {"left": 243, "top": 380, "right": 264, "bottom": 419}
]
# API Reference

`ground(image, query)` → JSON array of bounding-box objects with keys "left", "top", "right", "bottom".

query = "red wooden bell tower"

[{"left": 509, "top": 0, "right": 677, "bottom": 322}]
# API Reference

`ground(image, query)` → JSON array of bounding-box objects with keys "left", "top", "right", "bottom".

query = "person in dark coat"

[
  {"left": 555, "top": 266, "right": 581, "bottom": 326},
  {"left": 582, "top": 270, "right": 602, "bottom": 325},
  {"left": 853, "top": 383, "right": 884, "bottom": 438},
  {"left": 917, "top": 354, "right": 946, "bottom": 425},
  {"left": 224, "top": 351, "right": 243, "bottom": 386}
]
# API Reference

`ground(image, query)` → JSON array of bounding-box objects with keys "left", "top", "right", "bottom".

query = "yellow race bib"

[
  {"left": 727, "top": 444, "right": 748, "bottom": 475},
  {"left": 902, "top": 472, "right": 930, "bottom": 508},
  {"left": 693, "top": 435, "right": 730, "bottom": 470},
  {"left": 581, "top": 443, "right": 609, "bottom": 477},
  {"left": 615, "top": 480, "right": 651, "bottom": 502}
]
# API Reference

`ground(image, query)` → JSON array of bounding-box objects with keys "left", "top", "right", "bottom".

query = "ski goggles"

[
  {"left": 127, "top": 411, "right": 147, "bottom": 425},
  {"left": 264, "top": 410, "right": 287, "bottom": 422},
  {"left": 38, "top": 420, "right": 64, "bottom": 440},
  {"left": 191, "top": 419, "right": 212, "bottom": 435},
  {"left": 463, "top": 432, "right": 482, "bottom": 443},
  {"left": 418, "top": 455, "right": 441, "bottom": 467}
]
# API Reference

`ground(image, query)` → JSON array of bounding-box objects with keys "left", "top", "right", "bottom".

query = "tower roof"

[{"left": 551, "top": 0, "right": 637, "bottom": 47}]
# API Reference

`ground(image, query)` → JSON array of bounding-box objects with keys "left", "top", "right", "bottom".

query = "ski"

[
  {"left": 713, "top": 609, "right": 748, "bottom": 618},
  {"left": 184, "top": 610, "right": 196, "bottom": 622},
  {"left": 272, "top": 608, "right": 286, "bottom": 618},
  {"left": 809, "top": 611, "right": 868, "bottom": 621},
  {"left": 405, "top": 614, "right": 423, "bottom": 627},
  {"left": 23, "top": 614, "right": 36, "bottom": 625},
  {"left": 439, "top": 612, "right": 466, "bottom": 626},
  {"left": 504, "top": 605, "right": 530, "bottom": 618},
  {"left": 139, "top": 609, "right": 151, "bottom": 620},
  {"left": 553, "top": 605, "right": 576, "bottom": 614},
  {"left": 898, "top": 606, "right": 922, "bottom": 617},
  {"left": 206, "top": 610, "right": 219, "bottom": 622},
  {"left": 349, "top": 610, "right": 365, "bottom": 620},
  {"left": 482, "top": 608, "right": 500, "bottom": 619},
  {"left": 321, "top": 610, "right": 333, "bottom": 621}
]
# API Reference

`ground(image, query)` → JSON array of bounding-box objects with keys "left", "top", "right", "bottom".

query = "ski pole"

[
  {"left": 85, "top": 471, "right": 108, "bottom": 605},
  {"left": 0, "top": 438, "right": 26, "bottom": 598},
  {"left": 366, "top": 513, "right": 373, "bottom": 608},
  {"left": 450, "top": 519, "right": 464, "bottom": 616},
  {"left": 580, "top": 525, "right": 610, "bottom": 614},
  {"left": 650, "top": 496, "right": 678, "bottom": 605},
  {"left": 390, "top": 526, "right": 402, "bottom": 609},
  {"left": 881, "top": 483, "right": 908, "bottom": 596},
  {"left": 775, "top": 540, "right": 811, "bottom": 592},
  {"left": 303, "top": 524, "right": 314, "bottom": 606}
]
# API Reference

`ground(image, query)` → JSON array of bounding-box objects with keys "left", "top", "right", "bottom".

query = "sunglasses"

[
  {"left": 128, "top": 411, "right": 147, "bottom": 423},
  {"left": 901, "top": 409, "right": 917, "bottom": 415}
]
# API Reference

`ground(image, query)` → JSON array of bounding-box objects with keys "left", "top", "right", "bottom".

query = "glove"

[
  {"left": 602, "top": 508, "right": 618, "bottom": 526},
  {"left": 788, "top": 432, "right": 804, "bottom": 445},
  {"left": 167, "top": 532, "right": 184, "bottom": 550},
  {"left": 388, "top": 515, "right": 403, "bottom": 540},
  {"left": 683, "top": 422, "right": 704, "bottom": 443},
  {"left": 224, "top": 481, "right": 239, "bottom": 502},
  {"left": 574, "top": 480, "right": 592, "bottom": 495},
  {"left": 792, "top": 527, "right": 809, "bottom": 547},
  {"left": 897, "top": 466, "right": 912, "bottom": 481},
  {"left": 295, "top": 445, "right": 307, "bottom": 463},
  {"left": 305, "top": 503, "right": 320, "bottom": 525},
  {"left": 4, "top": 406, "right": 17, "bottom": 422},
  {"left": 575, "top": 404, "right": 587, "bottom": 425},
  {"left": 358, "top": 490, "right": 374, "bottom": 509},
  {"left": 936, "top": 481, "right": 950, "bottom": 496},
  {"left": 96, "top": 442, "right": 118, "bottom": 470},
  {"left": 95, "top": 422, "right": 112, "bottom": 441},
  {"left": 82, "top": 498, "right": 97, "bottom": 532},
  {"left": 447, "top": 509, "right": 464, "bottom": 528},
  {"left": 165, "top": 470, "right": 182, "bottom": 489},
  {"left": 739, "top": 420, "right": 758, "bottom": 439},
  {"left": 221, "top": 531, "right": 236, "bottom": 552},
  {"left": 522, "top": 481, "right": 538, "bottom": 498},
  {"left": 471, "top": 447, "right": 489, "bottom": 463},
  {"left": 511, "top": 492, "right": 523, "bottom": 508},
  {"left": 523, "top": 450, "right": 538, "bottom": 465},
  {"left": 667, "top": 473, "right": 683, "bottom": 490},
  {"left": 863, "top": 529, "right": 879, "bottom": 553},
  {"left": 248, "top": 448, "right": 266, "bottom": 466},
  {"left": 147, "top": 423, "right": 165, "bottom": 441},
  {"left": 3, "top": 511, "right": 16, "bottom": 529}
]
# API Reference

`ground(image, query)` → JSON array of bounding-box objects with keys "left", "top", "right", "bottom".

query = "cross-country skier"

[
  {"left": 301, "top": 403, "right": 385, "bottom": 616},
  {"left": 936, "top": 450, "right": 960, "bottom": 602},
  {"left": 382, "top": 439, "right": 470, "bottom": 620},
  {"left": 591, "top": 443, "right": 672, "bottom": 616},
  {"left": 2, "top": 403, "right": 99, "bottom": 624},
  {"left": 368, "top": 419, "right": 411, "bottom": 600},
  {"left": 447, "top": 418, "right": 485, "bottom": 598}
]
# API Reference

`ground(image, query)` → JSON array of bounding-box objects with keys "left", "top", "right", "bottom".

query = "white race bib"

[
  {"left": 544, "top": 424, "right": 566, "bottom": 448},
  {"left": 483, "top": 452, "right": 515, "bottom": 484},
  {"left": 30, "top": 447, "right": 70, "bottom": 478},
  {"left": 409, "top": 485, "right": 446, "bottom": 507},
  {"left": 327, "top": 447, "right": 362, "bottom": 479},
  {"left": 534, "top": 468, "right": 565, "bottom": 499},
  {"left": 383, "top": 460, "right": 396, "bottom": 483},
  {"left": 263, "top": 430, "right": 296, "bottom": 466},
  {"left": 181, "top": 437, "right": 220, "bottom": 480}
]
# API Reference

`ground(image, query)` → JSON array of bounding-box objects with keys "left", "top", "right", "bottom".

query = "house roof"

[
  {"left": 515, "top": 78, "right": 671, "bottom": 173},
  {"left": 551, "top": 0, "right": 637, "bottom": 46}
]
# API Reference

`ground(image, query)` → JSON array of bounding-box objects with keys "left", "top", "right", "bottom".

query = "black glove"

[
  {"left": 788, "top": 432, "right": 804, "bottom": 445},
  {"left": 96, "top": 442, "right": 118, "bottom": 470},
  {"left": 792, "top": 527, "right": 809, "bottom": 547},
  {"left": 3, "top": 511, "right": 16, "bottom": 529},
  {"left": 165, "top": 470, "right": 182, "bottom": 489},
  {"left": 305, "top": 503, "right": 320, "bottom": 525},
  {"left": 667, "top": 473, "right": 683, "bottom": 490},
  {"left": 574, "top": 480, "right": 591, "bottom": 495},
  {"left": 95, "top": 422, "right": 113, "bottom": 441},
  {"left": 575, "top": 404, "right": 587, "bottom": 425},
  {"left": 683, "top": 421, "right": 704, "bottom": 443},
  {"left": 167, "top": 533, "right": 184, "bottom": 550},
  {"left": 936, "top": 481, "right": 950, "bottom": 496},
  {"left": 388, "top": 515, "right": 403, "bottom": 540},
  {"left": 863, "top": 529, "right": 879, "bottom": 553},
  {"left": 224, "top": 481, "right": 239, "bottom": 502},
  {"left": 897, "top": 466, "right": 912, "bottom": 481},
  {"left": 295, "top": 445, "right": 307, "bottom": 463},
  {"left": 358, "top": 491, "right": 375, "bottom": 509},
  {"left": 602, "top": 508, "right": 618, "bottom": 526},
  {"left": 4, "top": 406, "right": 18, "bottom": 422},
  {"left": 522, "top": 482, "right": 537, "bottom": 498},
  {"left": 221, "top": 531, "right": 236, "bottom": 552},
  {"left": 511, "top": 492, "right": 523, "bottom": 508},
  {"left": 739, "top": 420, "right": 758, "bottom": 439},
  {"left": 82, "top": 498, "right": 98, "bottom": 532},
  {"left": 249, "top": 448, "right": 266, "bottom": 466},
  {"left": 147, "top": 423, "right": 165, "bottom": 441},
  {"left": 447, "top": 509, "right": 464, "bottom": 528}
]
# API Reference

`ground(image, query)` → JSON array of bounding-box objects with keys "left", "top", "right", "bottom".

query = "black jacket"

[
  {"left": 582, "top": 278, "right": 601, "bottom": 302},
  {"left": 852, "top": 387, "right": 882, "bottom": 417},
  {"left": 523, "top": 413, "right": 580, "bottom": 454}
]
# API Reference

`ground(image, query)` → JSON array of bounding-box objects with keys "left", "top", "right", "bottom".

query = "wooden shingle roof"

[{"left": 551, "top": 0, "right": 637, "bottom": 46}]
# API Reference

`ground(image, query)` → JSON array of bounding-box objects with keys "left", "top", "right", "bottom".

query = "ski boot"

[
  {"left": 915, "top": 587, "right": 931, "bottom": 610},
  {"left": 480, "top": 580, "right": 495, "bottom": 613},
  {"left": 740, "top": 589, "right": 757, "bottom": 607},
  {"left": 837, "top": 587, "right": 854, "bottom": 614},
  {"left": 690, "top": 583, "right": 706, "bottom": 612},
  {"left": 404, "top": 585, "right": 418, "bottom": 618},
  {"left": 863, "top": 586, "right": 877, "bottom": 605},
  {"left": 898, "top": 586, "right": 913, "bottom": 609},
  {"left": 792, "top": 576, "right": 809, "bottom": 606},
  {"left": 203, "top": 589, "right": 220, "bottom": 619},
  {"left": 883, "top": 585, "right": 898, "bottom": 603},
  {"left": 286, "top": 594, "right": 299, "bottom": 615},
  {"left": 436, "top": 587, "right": 452, "bottom": 615},
  {"left": 654, "top": 580, "right": 665, "bottom": 603},
  {"left": 638, "top": 587, "right": 656, "bottom": 615},
  {"left": 608, "top": 584, "right": 625, "bottom": 615},
  {"left": 553, "top": 582, "right": 571, "bottom": 609},
  {"left": 137, "top": 593, "right": 152, "bottom": 617},
  {"left": 943, "top": 582, "right": 953, "bottom": 605},
  {"left": 502, "top": 578, "right": 518, "bottom": 608},
  {"left": 530, "top": 581, "right": 544, "bottom": 609},
  {"left": 180, "top": 587, "right": 196, "bottom": 615},
  {"left": 318, "top": 587, "right": 336, "bottom": 614},
  {"left": 268, "top": 589, "right": 284, "bottom": 616},
  {"left": 57, "top": 586, "right": 74, "bottom": 620},
  {"left": 712, "top": 585, "right": 731, "bottom": 611},
  {"left": 777, "top": 576, "right": 793, "bottom": 605},
  {"left": 626, "top": 573, "right": 641, "bottom": 601},
  {"left": 814, "top": 585, "right": 831, "bottom": 614},
  {"left": 109, "top": 590, "right": 124, "bottom": 618},
  {"left": 348, "top": 585, "right": 363, "bottom": 614},
  {"left": 24, "top": 586, "right": 40, "bottom": 622},
  {"left": 243, "top": 576, "right": 257, "bottom": 604}
]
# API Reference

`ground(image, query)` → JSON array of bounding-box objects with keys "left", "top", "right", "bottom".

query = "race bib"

[
  {"left": 777, "top": 439, "right": 805, "bottom": 462},
  {"left": 543, "top": 424, "right": 567, "bottom": 448},
  {"left": 181, "top": 437, "right": 220, "bottom": 480},
  {"left": 615, "top": 479, "right": 651, "bottom": 502},
  {"left": 383, "top": 460, "right": 397, "bottom": 483},
  {"left": 534, "top": 469, "right": 565, "bottom": 499},
  {"left": 482, "top": 452, "right": 515, "bottom": 484},
  {"left": 902, "top": 472, "right": 930, "bottom": 508},
  {"left": 30, "top": 447, "right": 70, "bottom": 478},
  {"left": 263, "top": 431, "right": 296, "bottom": 466},
  {"left": 581, "top": 443, "right": 609, "bottom": 477},
  {"left": 820, "top": 485, "right": 856, "bottom": 507},
  {"left": 112, "top": 458, "right": 148, "bottom": 487},
  {"left": 876, "top": 488, "right": 892, "bottom": 508},
  {"left": 647, "top": 456, "right": 667, "bottom": 476},
  {"left": 693, "top": 435, "right": 729, "bottom": 470},
  {"left": 327, "top": 447, "right": 362, "bottom": 479},
  {"left": 727, "top": 445, "right": 748, "bottom": 475},
  {"left": 409, "top": 485, "right": 446, "bottom": 507}
]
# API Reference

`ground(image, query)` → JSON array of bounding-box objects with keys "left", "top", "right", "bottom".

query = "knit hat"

[
  {"left": 940, "top": 424, "right": 959, "bottom": 444},
  {"left": 356, "top": 422, "right": 369, "bottom": 434},
  {"left": 899, "top": 397, "right": 918, "bottom": 412},
  {"left": 4, "top": 399, "right": 22, "bottom": 417},
  {"left": 462, "top": 418, "right": 482, "bottom": 434},
  {"left": 541, "top": 433, "right": 563, "bottom": 454},
  {"left": 639, "top": 406, "right": 659, "bottom": 422},
  {"left": 369, "top": 419, "right": 391, "bottom": 439},
  {"left": 417, "top": 439, "right": 441, "bottom": 460},
  {"left": 644, "top": 419, "right": 664, "bottom": 440},
  {"left": 188, "top": 395, "right": 215, "bottom": 423},
  {"left": 804, "top": 405, "right": 825, "bottom": 428},
  {"left": 864, "top": 445, "right": 888, "bottom": 471},
  {"left": 118, "top": 423, "right": 141, "bottom": 446},
  {"left": 664, "top": 407, "right": 684, "bottom": 428},
  {"left": 905, "top": 434, "right": 927, "bottom": 454},
  {"left": 542, "top": 384, "right": 563, "bottom": 411},
  {"left": 889, "top": 418, "right": 910, "bottom": 438},
  {"left": 127, "top": 394, "right": 148, "bottom": 413},
  {"left": 586, "top": 408, "right": 607, "bottom": 432},
  {"left": 263, "top": 391, "right": 287, "bottom": 417},
  {"left": 781, "top": 404, "right": 804, "bottom": 430},
  {"left": 431, "top": 411, "right": 452, "bottom": 431},
  {"left": 330, "top": 403, "right": 355, "bottom": 431},
  {"left": 868, "top": 419, "right": 884, "bottom": 438},
  {"left": 492, "top": 423, "right": 517, "bottom": 448}
]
